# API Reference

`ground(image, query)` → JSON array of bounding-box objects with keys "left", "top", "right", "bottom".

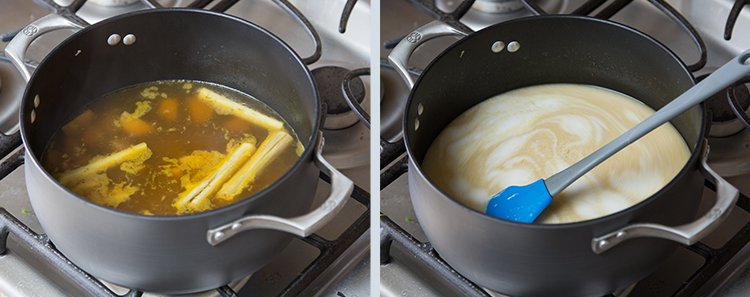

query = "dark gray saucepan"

[
  {"left": 5, "top": 8, "right": 353, "bottom": 294},
  {"left": 389, "top": 16, "right": 738, "bottom": 297}
]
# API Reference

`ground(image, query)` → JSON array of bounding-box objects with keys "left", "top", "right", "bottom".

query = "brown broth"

[{"left": 41, "top": 80, "right": 303, "bottom": 216}]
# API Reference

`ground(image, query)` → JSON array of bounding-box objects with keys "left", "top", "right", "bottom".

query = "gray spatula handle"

[{"left": 545, "top": 50, "right": 750, "bottom": 197}]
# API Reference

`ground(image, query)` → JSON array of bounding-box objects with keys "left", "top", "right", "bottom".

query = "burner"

[
  {"left": 311, "top": 65, "right": 370, "bottom": 170},
  {"left": 312, "top": 66, "right": 367, "bottom": 130},
  {"left": 701, "top": 74, "right": 750, "bottom": 137},
  {"left": 705, "top": 86, "right": 748, "bottom": 122}
]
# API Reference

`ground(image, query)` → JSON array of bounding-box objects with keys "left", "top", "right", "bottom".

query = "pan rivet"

[
  {"left": 123, "top": 34, "right": 136, "bottom": 46},
  {"left": 418, "top": 103, "right": 424, "bottom": 115},
  {"left": 107, "top": 34, "right": 121, "bottom": 45},
  {"left": 491, "top": 41, "right": 505, "bottom": 53},
  {"left": 33, "top": 94, "right": 40, "bottom": 107},
  {"left": 616, "top": 231, "right": 627, "bottom": 238},
  {"left": 415, "top": 118, "right": 420, "bottom": 131},
  {"left": 231, "top": 222, "right": 242, "bottom": 230},
  {"left": 598, "top": 240, "right": 608, "bottom": 248},
  {"left": 213, "top": 232, "right": 225, "bottom": 241},
  {"left": 508, "top": 41, "right": 520, "bottom": 52},
  {"left": 30, "top": 110, "right": 36, "bottom": 124}
]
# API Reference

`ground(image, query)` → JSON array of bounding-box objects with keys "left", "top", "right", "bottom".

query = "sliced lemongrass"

[
  {"left": 197, "top": 87, "right": 284, "bottom": 131},
  {"left": 174, "top": 142, "right": 256, "bottom": 208},
  {"left": 216, "top": 131, "right": 293, "bottom": 200},
  {"left": 58, "top": 142, "right": 151, "bottom": 186}
]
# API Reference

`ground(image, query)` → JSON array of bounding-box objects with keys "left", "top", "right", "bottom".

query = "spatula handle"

[{"left": 545, "top": 50, "right": 750, "bottom": 197}]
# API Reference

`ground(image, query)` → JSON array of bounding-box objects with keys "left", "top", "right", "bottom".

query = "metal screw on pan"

[
  {"left": 123, "top": 34, "right": 135, "bottom": 45},
  {"left": 107, "top": 33, "right": 121, "bottom": 45}
]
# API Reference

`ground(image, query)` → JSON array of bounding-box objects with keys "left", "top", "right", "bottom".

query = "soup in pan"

[
  {"left": 41, "top": 80, "right": 304, "bottom": 216},
  {"left": 422, "top": 83, "right": 691, "bottom": 224}
]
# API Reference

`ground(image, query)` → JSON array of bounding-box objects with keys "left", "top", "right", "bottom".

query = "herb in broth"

[{"left": 41, "top": 80, "right": 304, "bottom": 216}]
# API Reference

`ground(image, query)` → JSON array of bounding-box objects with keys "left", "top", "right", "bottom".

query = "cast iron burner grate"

[
  {"left": 0, "top": 131, "right": 370, "bottom": 297},
  {"left": 314, "top": 66, "right": 368, "bottom": 130},
  {"left": 1, "top": 0, "right": 360, "bottom": 63},
  {"left": 314, "top": 66, "right": 366, "bottom": 116},
  {"left": 697, "top": 73, "right": 750, "bottom": 137},
  {"left": 382, "top": 0, "right": 707, "bottom": 70},
  {"left": 13, "top": 0, "right": 325, "bottom": 65}
]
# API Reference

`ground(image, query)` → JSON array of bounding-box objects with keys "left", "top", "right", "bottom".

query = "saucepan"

[
  {"left": 5, "top": 8, "right": 352, "bottom": 294},
  {"left": 389, "top": 16, "right": 739, "bottom": 297}
]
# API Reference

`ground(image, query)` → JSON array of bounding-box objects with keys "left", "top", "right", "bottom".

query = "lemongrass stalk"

[
  {"left": 197, "top": 87, "right": 284, "bottom": 131},
  {"left": 174, "top": 142, "right": 256, "bottom": 209},
  {"left": 58, "top": 143, "right": 150, "bottom": 185},
  {"left": 216, "top": 131, "right": 292, "bottom": 200}
]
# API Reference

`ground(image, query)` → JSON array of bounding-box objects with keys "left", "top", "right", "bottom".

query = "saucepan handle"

[
  {"left": 5, "top": 14, "right": 84, "bottom": 82},
  {"left": 388, "top": 20, "right": 469, "bottom": 89},
  {"left": 592, "top": 139, "right": 739, "bottom": 254},
  {"left": 207, "top": 131, "right": 354, "bottom": 246}
]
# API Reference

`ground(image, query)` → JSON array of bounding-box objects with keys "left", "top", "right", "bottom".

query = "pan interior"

[
  {"left": 406, "top": 16, "right": 700, "bottom": 166},
  {"left": 22, "top": 9, "right": 318, "bottom": 161}
]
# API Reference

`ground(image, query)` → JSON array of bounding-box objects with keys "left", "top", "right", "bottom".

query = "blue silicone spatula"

[{"left": 486, "top": 50, "right": 750, "bottom": 223}]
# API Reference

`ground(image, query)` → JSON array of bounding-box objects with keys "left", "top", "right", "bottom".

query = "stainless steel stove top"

[
  {"left": 6, "top": 0, "right": 750, "bottom": 296},
  {"left": 0, "top": 0, "right": 371, "bottom": 296}
]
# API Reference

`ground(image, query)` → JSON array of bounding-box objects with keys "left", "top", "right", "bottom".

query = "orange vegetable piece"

[
  {"left": 122, "top": 117, "right": 154, "bottom": 136},
  {"left": 62, "top": 109, "right": 95, "bottom": 136},
  {"left": 187, "top": 97, "right": 213, "bottom": 124},
  {"left": 158, "top": 98, "right": 179, "bottom": 121},
  {"left": 223, "top": 117, "right": 251, "bottom": 133}
]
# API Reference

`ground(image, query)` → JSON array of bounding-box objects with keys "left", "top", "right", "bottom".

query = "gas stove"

[
  {"left": 0, "top": 0, "right": 370, "bottom": 296},
  {"left": 380, "top": 0, "right": 750, "bottom": 296}
]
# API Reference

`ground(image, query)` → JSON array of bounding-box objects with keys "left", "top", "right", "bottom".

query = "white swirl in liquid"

[{"left": 422, "top": 84, "right": 690, "bottom": 224}]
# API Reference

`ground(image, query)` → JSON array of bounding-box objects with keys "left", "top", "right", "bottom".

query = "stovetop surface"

[
  {"left": 7, "top": 0, "right": 750, "bottom": 296},
  {"left": 379, "top": 0, "right": 750, "bottom": 296},
  {"left": 0, "top": 0, "right": 371, "bottom": 296}
]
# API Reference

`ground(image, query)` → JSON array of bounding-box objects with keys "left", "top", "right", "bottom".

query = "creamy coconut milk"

[{"left": 422, "top": 84, "right": 690, "bottom": 223}]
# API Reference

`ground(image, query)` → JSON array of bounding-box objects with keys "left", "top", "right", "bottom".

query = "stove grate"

[
  {"left": 723, "top": 0, "right": 750, "bottom": 40},
  {"left": 672, "top": 181, "right": 750, "bottom": 297},
  {"left": 380, "top": 215, "right": 490, "bottom": 297},
  {"left": 0, "top": 205, "right": 146, "bottom": 297},
  {"left": 8, "top": 0, "right": 324, "bottom": 65},
  {"left": 521, "top": 0, "right": 707, "bottom": 71},
  {"left": 383, "top": 0, "right": 707, "bottom": 72}
]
